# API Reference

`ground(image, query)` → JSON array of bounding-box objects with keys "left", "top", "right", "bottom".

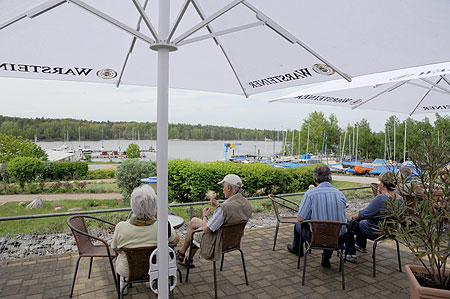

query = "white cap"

[{"left": 218, "top": 174, "right": 243, "bottom": 188}]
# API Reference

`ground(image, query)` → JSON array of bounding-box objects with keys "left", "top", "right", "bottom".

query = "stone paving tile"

[{"left": 0, "top": 225, "right": 423, "bottom": 298}]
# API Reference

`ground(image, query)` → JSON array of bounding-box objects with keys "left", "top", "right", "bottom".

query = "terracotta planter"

[{"left": 405, "top": 265, "right": 450, "bottom": 299}]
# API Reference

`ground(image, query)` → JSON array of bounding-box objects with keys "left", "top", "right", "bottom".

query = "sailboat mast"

[
  {"left": 298, "top": 126, "right": 301, "bottom": 156},
  {"left": 291, "top": 129, "right": 295, "bottom": 156},
  {"left": 306, "top": 125, "right": 310, "bottom": 154},
  {"left": 393, "top": 120, "right": 396, "bottom": 162},
  {"left": 403, "top": 120, "right": 407, "bottom": 162},
  {"left": 355, "top": 123, "right": 359, "bottom": 163}
]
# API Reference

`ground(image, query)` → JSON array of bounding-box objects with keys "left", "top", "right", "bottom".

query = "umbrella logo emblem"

[
  {"left": 349, "top": 99, "right": 363, "bottom": 105},
  {"left": 312, "top": 64, "right": 335, "bottom": 76},
  {"left": 96, "top": 69, "right": 117, "bottom": 79}
]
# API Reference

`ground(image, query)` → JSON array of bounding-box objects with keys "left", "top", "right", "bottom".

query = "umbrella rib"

[
  {"left": 442, "top": 74, "right": 450, "bottom": 87},
  {"left": 131, "top": 0, "right": 159, "bottom": 41},
  {"left": 69, "top": 0, "right": 154, "bottom": 44},
  {"left": 0, "top": 14, "right": 26, "bottom": 30},
  {"left": 178, "top": 22, "right": 264, "bottom": 46},
  {"left": 420, "top": 77, "right": 450, "bottom": 94},
  {"left": 351, "top": 80, "right": 409, "bottom": 110},
  {"left": 26, "top": 0, "right": 67, "bottom": 18},
  {"left": 242, "top": 1, "right": 352, "bottom": 83},
  {"left": 191, "top": 0, "right": 249, "bottom": 97},
  {"left": 407, "top": 82, "right": 450, "bottom": 95},
  {"left": 116, "top": 0, "right": 150, "bottom": 88},
  {"left": 168, "top": 0, "right": 192, "bottom": 41},
  {"left": 410, "top": 77, "right": 443, "bottom": 115},
  {"left": 1, "top": 0, "right": 66, "bottom": 30},
  {"left": 172, "top": 0, "right": 244, "bottom": 44}
]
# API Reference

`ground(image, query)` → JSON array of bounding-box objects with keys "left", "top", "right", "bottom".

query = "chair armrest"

[
  {"left": 83, "top": 215, "right": 116, "bottom": 227},
  {"left": 192, "top": 228, "right": 204, "bottom": 236},
  {"left": 269, "top": 194, "right": 298, "bottom": 212},
  {"left": 67, "top": 222, "right": 111, "bottom": 248},
  {"left": 67, "top": 215, "right": 114, "bottom": 248}
]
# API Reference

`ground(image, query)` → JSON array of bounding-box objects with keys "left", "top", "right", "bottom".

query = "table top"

[
  {"left": 168, "top": 215, "right": 185, "bottom": 229},
  {"left": 126, "top": 212, "right": 185, "bottom": 229}
]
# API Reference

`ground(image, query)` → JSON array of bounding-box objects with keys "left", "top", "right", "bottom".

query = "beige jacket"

[{"left": 200, "top": 193, "right": 252, "bottom": 261}]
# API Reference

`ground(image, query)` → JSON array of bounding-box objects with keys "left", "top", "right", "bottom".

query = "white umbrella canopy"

[
  {"left": 270, "top": 62, "right": 450, "bottom": 115},
  {"left": 1, "top": 0, "right": 450, "bottom": 95},
  {"left": 1, "top": 0, "right": 450, "bottom": 296}
]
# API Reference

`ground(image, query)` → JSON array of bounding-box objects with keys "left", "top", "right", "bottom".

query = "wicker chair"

[
  {"left": 185, "top": 221, "right": 248, "bottom": 298},
  {"left": 269, "top": 194, "right": 299, "bottom": 251},
  {"left": 369, "top": 215, "right": 402, "bottom": 277},
  {"left": 115, "top": 246, "right": 156, "bottom": 299},
  {"left": 300, "top": 220, "right": 349, "bottom": 290},
  {"left": 367, "top": 184, "right": 403, "bottom": 277},
  {"left": 67, "top": 215, "right": 117, "bottom": 298},
  {"left": 114, "top": 245, "right": 181, "bottom": 299}
]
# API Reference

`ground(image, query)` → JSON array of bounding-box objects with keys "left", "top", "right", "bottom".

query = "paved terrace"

[{"left": 0, "top": 225, "right": 415, "bottom": 299}]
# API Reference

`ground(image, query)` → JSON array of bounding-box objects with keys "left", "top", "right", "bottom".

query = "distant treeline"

[{"left": 0, "top": 115, "right": 277, "bottom": 141}]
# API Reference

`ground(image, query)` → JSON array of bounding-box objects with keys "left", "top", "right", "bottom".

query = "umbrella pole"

[{"left": 157, "top": 0, "right": 170, "bottom": 297}]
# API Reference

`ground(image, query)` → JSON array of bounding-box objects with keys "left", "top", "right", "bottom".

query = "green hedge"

[
  {"left": 43, "top": 161, "right": 89, "bottom": 180},
  {"left": 167, "top": 160, "right": 316, "bottom": 203}
]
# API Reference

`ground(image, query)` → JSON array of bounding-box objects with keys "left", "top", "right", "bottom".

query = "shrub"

[
  {"left": 0, "top": 162, "right": 9, "bottom": 183},
  {"left": 85, "top": 169, "right": 115, "bottom": 180},
  {"left": 382, "top": 139, "right": 450, "bottom": 290},
  {"left": 43, "top": 162, "right": 88, "bottom": 181},
  {"left": 126, "top": 143, "right": 140, "bottom": 159},
  {"left": 115, "top": 159, "right": 156, "bottom": 200},
  {"left": 7, "top": 157, "right": 44, "bottom": 189},
  {"left": 75, "top": 181, "right": 87, "bottom": 189}
]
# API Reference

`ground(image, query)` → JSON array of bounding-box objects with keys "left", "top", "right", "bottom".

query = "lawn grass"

[
  {"left": 0, "top": 199, "right": 128, "bottom": 234},
  {"left": 0, "top": 181, "right": 373, "bottom": 235}
]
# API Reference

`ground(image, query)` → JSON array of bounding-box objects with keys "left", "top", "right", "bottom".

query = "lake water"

[{"left": 37, "top": 139, "right": 283, "bottom": 162}]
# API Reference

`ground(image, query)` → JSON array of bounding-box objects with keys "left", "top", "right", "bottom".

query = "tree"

[
  {"left": 0, "top": 134, "right": 47, "bottom": 163},
  {"left": 7, "top": 157, "right": 44, "bottom": 189},
  {"left": 126, "top": 143, "right": 140, "bottom": 159}
]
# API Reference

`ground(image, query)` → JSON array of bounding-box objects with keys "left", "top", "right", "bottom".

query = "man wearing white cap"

[{"left": 177, "top": 174, "right": 252, "bottom": 266}]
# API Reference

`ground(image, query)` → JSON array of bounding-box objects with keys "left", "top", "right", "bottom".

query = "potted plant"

[{"left": 382, "top": 139, "right": 450, "bottom": 299}]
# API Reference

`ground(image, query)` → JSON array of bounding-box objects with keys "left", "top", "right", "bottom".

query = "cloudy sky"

[{"left": 0, "top": 76, "right": 438, "bottom": 132}]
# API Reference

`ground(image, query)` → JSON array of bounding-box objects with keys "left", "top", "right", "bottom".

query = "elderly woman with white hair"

[{"left": 112, "top": 185, "right": 179, "bottom": 292}]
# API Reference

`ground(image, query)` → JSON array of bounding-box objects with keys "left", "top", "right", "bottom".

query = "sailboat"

[
  {"left": 100, "top": 128, "right": 105, "bottom": 152},
  {"left": 77, "top": 127, "right": 82, "bottom": 152}
]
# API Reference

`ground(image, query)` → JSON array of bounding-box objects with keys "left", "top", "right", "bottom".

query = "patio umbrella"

[
  {"left": 270, "top": 62, "right": 450, "bottom": 115},
  {"left": 1, "top": 0, "right": 450, "bottom": 296}
]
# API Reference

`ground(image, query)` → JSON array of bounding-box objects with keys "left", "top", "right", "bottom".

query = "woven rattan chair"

[
  {"left": 114, "top": 245, "right": 181, "bottom": 299},
  {"left": 369, "top": 215, "right": 402, "bottom": 277},
  {"left": 269, "top": 194, "right": 299, "bottom": 251},
  {"left": 185, "top": 220, "right": 248, "bottom": 298},
  {"left": 365, "top": 184, "right": 403, "bottom": 277},
  {"left": 370, "top": 183, "right": 379, "bottom": 197},
  {"left": 301, "top": 220, "right": 349, "bottom": 290},
  {"left": 115, "top": 246, "right": 157, "bottom": 299},
  {"left": 67, "top": 215, "right": 117, "bottom": 298}
]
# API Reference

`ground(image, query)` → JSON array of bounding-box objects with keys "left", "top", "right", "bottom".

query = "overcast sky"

[{"left": 0, "top": 77, "right": 439, "bottom": 133}]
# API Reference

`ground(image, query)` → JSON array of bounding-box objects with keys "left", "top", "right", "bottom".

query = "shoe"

[
  {"left": 176, "top": 250, "right": 185, "bottom": 263},
  {"left": 356, "top": 245, "right": 367, "bottom": 253},
  {"left": 346, "top": 254, "right": 357, "bottom": 263},
  {"left": 321, "top": 256, "right": 331, "bottom": 268},
  {"left": 178, "top": 257, "right": 195, "bottom": 268},
  {"left": 287, "top": 244, "right": 298, "bottom": 255},
  {"left": 120, "top": 277, "right": 128, "bottom": 295}
]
